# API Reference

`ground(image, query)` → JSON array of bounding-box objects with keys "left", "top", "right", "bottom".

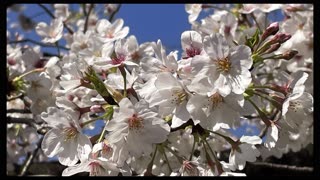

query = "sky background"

[{"left": 7, "top": 4, "right": 284, "bottom": 139}]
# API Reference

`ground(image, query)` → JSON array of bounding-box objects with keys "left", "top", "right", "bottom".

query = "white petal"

[
  {"left": 62, "top": 161, "right": 90, "bottom": 176},
  {"left": 41, "top": 128, "right": 64, "bottom": 157},
  {"left": 239, "top": 135, "right": 262, "bottom": 144}
]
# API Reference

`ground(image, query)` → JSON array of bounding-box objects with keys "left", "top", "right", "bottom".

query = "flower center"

[
  {"left": 111, "top": 54, "right": 125, "bottom": 65},
  {"left": 215, "top": 57, "right": 231, "bottom": 73},
  {"left": 131, "top": 51, "right": 141, "bottom": 61},
  {"left": 186, "top": 47, "right": 201, "bottom": 58},
  {"left": 105, "top": 29, "right": 114, "bottom": 38},
  {"left": 102, "top": 141, "right": 113, "bottom": 156},
  {"left": 128, "top": 114, "right": 144, "bottom": 130},
  {"left": 171, "top": 89, "right": 188, "bottom": 105},
  {"left": 89, "top": 161, "right": 102, "bottom": 176},
  {"left": 289, "top": 101, "right": 302, "bottom": 112},
  {"left": 209, "top": 93, "right": 223, "bottom": 109},
  {"left": 62, "top": 126, "right": 78, "bottom": 141}
]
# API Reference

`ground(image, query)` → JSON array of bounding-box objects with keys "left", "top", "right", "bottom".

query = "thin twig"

[
  {"left": 7, "top": 116, "right": 34, "bottom": 125},
  {"left": 109, "top": 4, "right": 122, "bottom": 22},
  {"left": 38, "top": 4, "right": 74, "bottom": 35},
  {"left": 247, "top": 162, "right": 313, "bottom": 172},
  {"left": 84, "top": 4, "right": 94, "bottom": 33},
  {"left": 9, "top": 39, "right": 69, "bottom": 50},
  {"left": 19, "top": 136, "right": 44, "bottom": 176},
  {"left": 7, "top": 109, "right": 32, "bottom": 114}
]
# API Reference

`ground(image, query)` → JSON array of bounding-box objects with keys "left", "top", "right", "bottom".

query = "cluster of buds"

[{"left": 248, "top": 22, "right": 298, "bottom": 66}]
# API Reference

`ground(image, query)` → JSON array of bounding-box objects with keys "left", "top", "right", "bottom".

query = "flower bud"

[
  {"left": 280, "top": 50, "right": 298, "bottom": 60},
  {"left": 269, "top": 33, "right": 291, "bottom": 45},
  {"left": 264, "top": 43, "right": 281, "bottom": 54},
  {"left": 261, "top": 22, "right": 279, "bottom": 42}
]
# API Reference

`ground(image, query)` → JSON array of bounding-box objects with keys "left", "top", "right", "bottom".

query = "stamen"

[
  {"left": 62, "top": 125, "right": 78, "bottom": 141},
  {"left": 214, "top": 57, "right": 231, "bottom": 73},
  {"left": 128, "top": 114, "right": 144, "bottom": 130}
]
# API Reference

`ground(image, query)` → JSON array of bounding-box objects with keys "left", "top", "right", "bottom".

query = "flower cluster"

[{"left": 7, "top": 4, "right": 313, "bottom": 176}]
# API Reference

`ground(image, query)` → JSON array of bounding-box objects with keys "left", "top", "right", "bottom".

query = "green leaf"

[{"left": 85, "top": 66, "right": 118, "bottom": 105}]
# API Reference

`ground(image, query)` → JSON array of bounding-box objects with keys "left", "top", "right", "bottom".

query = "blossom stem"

[
  {"left": 146, "top": 145, "right": 158, "bottom": 175},
  {"left": 250, "top": 13, "right": 262, "bottom": 33},
  {"left": 80, "top": 115, "right": 105, "bottom": 128},
  {"left": 205, "top": 129, "right": 236, "bottom": 146},
  {"left": 252, "top": 91, "right": 282, "bottom": 110},
  {"left": 119, "top": 66, "right": 127, "bottom": 97},
  {"left": 161, "top": 146, "right": 173, "bottom": 172},
  {"left": 97, "top": 108, "right": 113, "bottom": 143},
  {"left": 249, "top": 85, "right": 281, "bottom": 92},
  {"left": 247, "top": 97, "right": 271, "bottom": 126},
  {"left": 13, "top": 68, "right": 45, "bottom": 82},
  {"left": 164, "top": 146, "right": 183, "bottom": 164},
  {"left": 202, "top": 140, "right": 216, "bottom": 173},
  {"left": 203, "top": 138, "right": 223, "bottom": 174},
  {"left": 189, "top": 136, "right": 196, "bottom": 161}
]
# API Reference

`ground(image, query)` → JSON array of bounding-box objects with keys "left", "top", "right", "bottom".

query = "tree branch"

[
  {"left": 7, "top": 116, "right": 34, "bottom": 125},
  {"left": 7, "top": 109, "right": 32, "bottom": 114},
  {"left": 108, "top": 4, "right": 122, "bottom": 22},
  {"left": 83, "top": 4, "right": 94, "bottom": 33},
  {"left": 19, "top": 136, "right": 44, "bottom": 176},
  {"left": 38, "top": 4, "right": 74, "bottom": 35},
  {"left": 9, "top": 38, "right": 69, "bottom": 51}
]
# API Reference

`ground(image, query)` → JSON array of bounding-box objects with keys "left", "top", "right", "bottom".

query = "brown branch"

[
  {"left": 7, "top": 116, "right": 35, "bottom": 126},
  {"left": 250, "top": 162, "right": 313, "bottom": 172},
  {"left": 8, "top": 39, "right": 69, "bottom": 50},
  {"left": 19, "top": 136, "right": 44, "bottom": 176},
  {"left": 109, "top": 4, "right": 122, "bottom": 22},
  {"left": 7, "top": 109, "right": 32, "bottom": 114},
  {"left": 83, "top": 4, "right": 94, "bottom": 33}
]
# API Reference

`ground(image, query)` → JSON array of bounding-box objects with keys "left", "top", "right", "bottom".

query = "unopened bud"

[
  {"left": 269, "top": 33, "right": 291, "bottom": 45},
  {"left": 264, "top": 43, "right": 281, "bottom": 54},
  {"left": 261, "top": 22, "right": 279, "bottom": 42},
  {"left": 280, "top": 50, "right": 298, "bottom": 60}
]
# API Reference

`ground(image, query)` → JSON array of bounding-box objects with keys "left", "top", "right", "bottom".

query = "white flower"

[
  {"left": 41, "top": 107, "right": 92, "bottom": 166},
  {"left": 140, "top": 40, "right": 178, "bottom": 81},
  {"left": 181, "top": 31, "right": 203, "bottom": 59},
  {"left": 25, "top": 73, "right": 52, "bottom": 101},
  {"left": 229, "top": 136, "right": 261, "bottom": 170},
  {"left": 264, "top": 123, "right": 279, "bottom": 150},
  {"left": 105, "top": 98, "right": 170, "bottom": 159},
  {"left": 149, "top": 72, "right": 190, "bottom": 128},
  {"left": 96, "top": 18, "right": 129, "bottom": 42},
  {"left": 239, "top": 4, "right": 282, "bottom": 14},
  {"left": 185, "top": 4, "right": 202, "bottom": 23},
  {"left": 62, "top": 143, "right": 119, "bottom": 176},
  {"left": 36, "top": 18, "right": 63, "bottom": 43},
  {"left": 190, "top": 33, "right": 252, "bottom": 96},
  {"left": 94, "top": 39, "right": 138, "bottom": 70},
  {"left": 187, "top": 78, "right": 244, "bottom": 130},
  {"left": 54, "top": 4, "right": 70, "bottom": 21}
]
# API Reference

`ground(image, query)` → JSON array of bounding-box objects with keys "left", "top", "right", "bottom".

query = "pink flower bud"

[
  {"left": 281, "top": 50, "right": 298, "bottom": 60},
  {"left": 269, "top": 33, "right": 291, "bottom": 45},
  {"left": 265, "top": 43, "right": 281, "bottom": 54},
  {"left": 261, "top": 22, "right": 279, "bottom": 42}
]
